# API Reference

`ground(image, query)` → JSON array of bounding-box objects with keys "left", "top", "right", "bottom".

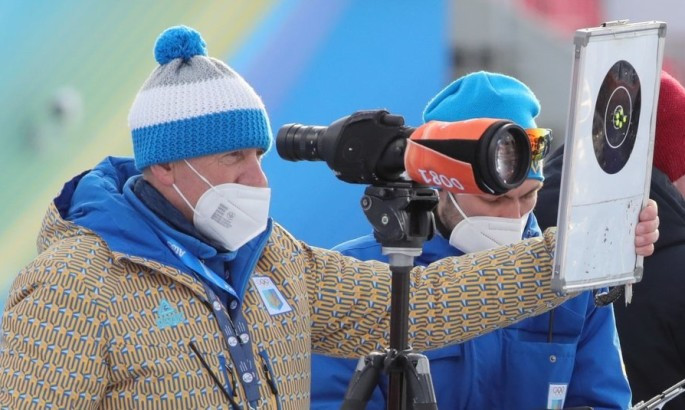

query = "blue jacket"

[{"left": 311, "top": 214, "right": 630, "bottom": 409}]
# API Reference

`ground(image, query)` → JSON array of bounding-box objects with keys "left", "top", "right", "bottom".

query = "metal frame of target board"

[{"left": 552, "top": 20, "right": 667, "bottom": 293}]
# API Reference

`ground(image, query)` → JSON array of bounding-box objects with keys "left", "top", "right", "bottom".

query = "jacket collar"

[{"left": 58, "top": 156, "right": 271, "bottom": 302}]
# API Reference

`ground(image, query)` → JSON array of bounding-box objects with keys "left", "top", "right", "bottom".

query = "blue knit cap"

[
  {"left": 128, "top": 26, "right": 272, "bottom": 170},
  {"left": 423, "top": 71, "right": 544, "bottom": 181}
]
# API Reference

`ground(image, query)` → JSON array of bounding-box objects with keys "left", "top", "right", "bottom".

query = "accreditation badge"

[
  {"left": 547, "top": 383, "right": 568, "bottom": 409},
  {"left": 252, "top": 276, "right": 292, "bottom": 316}
]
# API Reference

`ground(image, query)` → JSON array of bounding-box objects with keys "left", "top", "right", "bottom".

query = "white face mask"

[
  {"left": 172, "top": 160, "right": 271, "bottom": 251},
  {"left": 447, "top": 192, "right": 528, "bottom": 254}
]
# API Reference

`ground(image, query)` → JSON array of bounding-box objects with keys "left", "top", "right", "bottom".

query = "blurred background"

[{"left": 0, "top": 0, "right": 683, "bottom": 307}]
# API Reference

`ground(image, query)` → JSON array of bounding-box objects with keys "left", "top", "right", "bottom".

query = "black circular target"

[{"left": 592, "top": 60, "right": 641, "bottom": 174}]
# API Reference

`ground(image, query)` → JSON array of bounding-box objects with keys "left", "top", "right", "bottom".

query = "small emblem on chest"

[
  {"left": 252, "top": 276, "right": 292, "bottom": 316},
  {"left": 156, "top": 298, "right": 186, "bottom": 329}
]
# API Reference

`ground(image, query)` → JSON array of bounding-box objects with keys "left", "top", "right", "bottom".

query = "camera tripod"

[{"left": 341, "top": 183, "right": 439, "bottom": 410}]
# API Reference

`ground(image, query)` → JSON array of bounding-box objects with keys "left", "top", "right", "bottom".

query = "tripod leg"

[
  {"left": 402, "top": 353, "right": 437, "bottom": 410},
  {"left": 341, "top": 352, "right": 385, "bottom": 410}
]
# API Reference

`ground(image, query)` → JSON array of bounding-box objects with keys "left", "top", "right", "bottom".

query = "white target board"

[{"left": 552, "top": 21, "right": 666, "bottom": 293}]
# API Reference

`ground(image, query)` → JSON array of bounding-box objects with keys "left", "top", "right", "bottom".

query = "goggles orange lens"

[{"left": 526, "top": 128, "right": 552, "bottom": 162}]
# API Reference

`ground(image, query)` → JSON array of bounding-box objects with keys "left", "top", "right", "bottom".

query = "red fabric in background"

[
  {"left": 519, "top": 0, "right": 603, "bottom": 34},
  {"left": 518, "top": 0, "right": 684, "bottom": 81}
]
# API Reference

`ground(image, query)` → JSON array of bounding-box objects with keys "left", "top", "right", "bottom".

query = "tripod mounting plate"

[{"left": 362, "top": 182, "right": 438, "bottom": 249}]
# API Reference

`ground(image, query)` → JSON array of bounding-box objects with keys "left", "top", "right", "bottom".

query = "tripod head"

[{"left": 361, "top": 182, "right": 438, "bottom": 250}]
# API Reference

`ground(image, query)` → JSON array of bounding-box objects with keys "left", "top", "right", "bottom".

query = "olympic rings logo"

[{"left": 550, "top": 386, "right": 566, "bottom": 395}]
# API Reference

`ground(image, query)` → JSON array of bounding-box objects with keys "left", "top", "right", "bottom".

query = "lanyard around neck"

[
  {"left": 161, "top": 234, "right": 262, "bottom": 406},
  {"left": 163, "top": 235, "right": 238, "bottom": 299}
]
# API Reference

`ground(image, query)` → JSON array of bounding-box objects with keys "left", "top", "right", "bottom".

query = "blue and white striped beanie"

[{"left": 128, "top": 26, "right": 272, "bottom": 170}]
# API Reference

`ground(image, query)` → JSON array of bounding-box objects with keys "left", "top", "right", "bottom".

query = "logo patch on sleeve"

[{"left": 252, "top": 276, "right": 292, "bottom": 316}]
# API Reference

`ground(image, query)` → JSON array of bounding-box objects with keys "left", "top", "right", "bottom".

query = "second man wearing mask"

[{"left": 311, "top": 71, "right": 635, "bottom": 410}]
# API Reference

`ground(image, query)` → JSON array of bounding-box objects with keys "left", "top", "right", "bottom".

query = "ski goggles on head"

[{"left": 526, "top": 128, "right": 553, "bottom": 163}]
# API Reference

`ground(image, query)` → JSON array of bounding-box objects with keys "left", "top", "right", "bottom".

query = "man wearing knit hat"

[
  {"left": 0, "top": 27, "right": 657, "bottom": 409},
  {"left": 312, "top": 71, "right": 646, "bottom": 409}
]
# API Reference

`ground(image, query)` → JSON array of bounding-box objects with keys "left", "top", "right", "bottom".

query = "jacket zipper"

[
  {"left": 258, "top": 349, "right": 281, "bottom": 410},
  {"left": 219, "top": 353, "right": 238, "bottom": 400}
]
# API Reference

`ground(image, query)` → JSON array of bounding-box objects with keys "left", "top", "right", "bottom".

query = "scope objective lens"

[{"left": 494, "top": 132, "right": 520, "bottom": 184}]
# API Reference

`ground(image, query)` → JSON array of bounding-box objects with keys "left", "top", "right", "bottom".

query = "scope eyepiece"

[{"left": 276, "top": 124, "right": 327, "bottom": 162}]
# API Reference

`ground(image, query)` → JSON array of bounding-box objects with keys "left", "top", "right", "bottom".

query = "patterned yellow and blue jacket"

[{"left": 0, "top": 157, "right": 568, "bottom": 409}]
